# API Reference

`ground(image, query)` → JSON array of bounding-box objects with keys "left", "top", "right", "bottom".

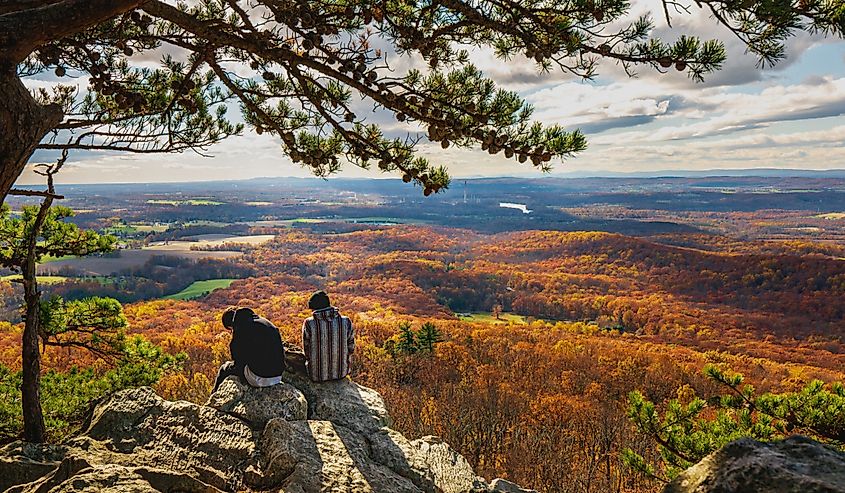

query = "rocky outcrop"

[
  {"left": 206, "top": 377, "right": 307, "bottom": 428},
  {"left": 0, "top": 349, "right": 533, "bottom": 493},
  {"left": 665, "top": 435, "right": 845, "bottom": 493},
  {"left": 8, "top": 365, "right": 841, "bottom": 493},
  {"left": 281, "top": 370, "right": 392, "bottom": 436}
]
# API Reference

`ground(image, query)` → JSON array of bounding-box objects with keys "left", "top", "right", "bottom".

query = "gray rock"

[
  {"left": 490, "top": 478, "right": 538, "bottom": 493},
  {"left": 83, "top": 386, "right": 257, "bottom": 491},
  {"left": 18, "top": 464, "right": 160, "bottom": 493},
  {"left": 259, "top": 417, "right": 421, "bottom": 493},
  {"left": 1, "top": 380, "right": 534, "bottom": 493},
  {"left": 665, "top": 435, "right": 845, "bottom": 493},
  {"left": 206, "top": 376, "right": 307, "bottom": 428},
  {"left": 368, "top": 429, "right": 488, "bottom": 493},
  {"left": 411, "top": 436, "right": 490, "bottom": 493},
  {"left": 283, "top": 371, "right": 392, "bottom": 435},
  {"left": 10, "top": 463, "right": 224, "bottom": 493},
  {"left": 0, "top": 442, "right": 66, "bottom": 492}
]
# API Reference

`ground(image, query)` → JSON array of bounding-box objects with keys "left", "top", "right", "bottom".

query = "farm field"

[
  {"left": 130, "top": 222, "right": 170, "bottom": 233},
  {"left": 164, "top": 279, "right": 238, "bottom": 300},
  {"left": 0, "top": 275, "right": 68, "bottom": 285},
  {"left": 175, "top": 234, "right": 276, "bottom": 245},
  {"left": 146, "top": 199, "right": 224, "bottom": 206},
  {"left": 816, "top": 212, "right": 845, "bottom": 220},
  {"left": 37, "top": 234, "right": 274, "bottom": 276},
  {"left": 38, "top": 249, "right": 243, "bottom": 276}
]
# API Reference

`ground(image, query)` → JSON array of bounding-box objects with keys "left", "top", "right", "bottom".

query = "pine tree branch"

[
  {"left": 8, "top": 189, "right": 64, "bottom": 199},
  {"left": 0, "top": 0, "right": 144, "bottom": 65}
]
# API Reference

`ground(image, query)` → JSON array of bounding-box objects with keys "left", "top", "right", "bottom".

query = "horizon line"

[{"left": 29, "top": 167, "right": 845, "bottom": 187}]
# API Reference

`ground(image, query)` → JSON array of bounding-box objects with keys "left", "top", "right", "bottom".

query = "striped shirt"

[{"left": 302, "top": 307, "right": 354, "bottom": 382}]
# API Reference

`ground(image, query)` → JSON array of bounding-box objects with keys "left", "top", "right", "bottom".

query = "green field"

[
  {"left": 0, "top": 275, "right": 69, "bottom": 284},
  {"left": 131, "top": 222, "right": 170, "bottom": 233},
  {"left": 104, "top": 224, "right": 138, "bottom": 235},
  {"left": 457, "top": 312, "right": 527, "bottom": 324},
  {"left": 40, "top": 254, "right": 76, "bottom": 263},
  {"left": 186, "top": 220, "right": 233, "bottom": 227},
  {"left": 164, "top": 279, "right": 237, "bottom": 300}
]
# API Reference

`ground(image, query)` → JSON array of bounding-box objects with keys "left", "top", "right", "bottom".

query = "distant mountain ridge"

[{"left": 31, "top": 168, "right": 845, "bottom": 192}]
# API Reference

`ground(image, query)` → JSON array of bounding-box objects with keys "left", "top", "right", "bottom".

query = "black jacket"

[{"left": 230, "top": 308, "right": 286, "bottom": 377}]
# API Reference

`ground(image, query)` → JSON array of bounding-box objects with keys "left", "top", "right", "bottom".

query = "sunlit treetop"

[{"left": 1, "top": 0, "right": 842, "bottom": 199}]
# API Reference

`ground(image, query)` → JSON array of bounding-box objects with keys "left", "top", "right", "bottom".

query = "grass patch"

[
  {"left": 457, "top": 312, "right": 527, "bottom": 324},
  {"left": 104, "top": 224, "right": 138, "bottom": 235},
  {"left": 164, "top": 279, "right": 237, "bottom": 300},
  {"left": 0, "top": 275, "right": 69, "bottom": 285},
  {"left": 40, "top": 254, "right": 76, "bottom": 263},
  {"left": 292, "top": 218, "right": 328, "bottom": 224}
]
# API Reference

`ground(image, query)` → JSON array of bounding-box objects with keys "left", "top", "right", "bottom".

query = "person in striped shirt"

[{"left": 302, "top": 290, "right": 354, "bottom": 382}]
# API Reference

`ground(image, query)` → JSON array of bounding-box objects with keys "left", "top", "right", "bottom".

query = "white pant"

[{"left": 244, "top": 365, "right": 283, "bottom": 387}]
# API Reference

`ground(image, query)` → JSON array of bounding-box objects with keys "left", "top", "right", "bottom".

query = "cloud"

[
  {"left": 597, "top": 76, "right": 845, "bottom": 143},
  {"left": 527, "top": 79, "right": 675, "bottom": 131},
  {"left": 13, "top": 1, "right": 845, "bottom": 186}
]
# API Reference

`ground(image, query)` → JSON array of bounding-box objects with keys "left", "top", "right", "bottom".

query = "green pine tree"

[
  {"left": 416, "top": 321, "right": 442, "bottom": 353},
  {"left": 396, "top": 322, "right": 418, "bottom": 355},
  {"left": 623, "top": 365, "right": 845, "bottom": 483},
  {"left": 0, "top": 336, "right": 184, "bottom": 441},
  {"left": 0, "top": 163, "right": 116, "bottom": 442}
]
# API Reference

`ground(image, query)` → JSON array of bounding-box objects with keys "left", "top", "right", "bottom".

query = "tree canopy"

[
  {"left": 0, "top": 204, "right": 114, "bottom": 269},
  {"left": 625, "top": 365, "right": 845, "bottom": 481},
  {"left": 0, "top": 0, "right": 842, "bottom": 201}
]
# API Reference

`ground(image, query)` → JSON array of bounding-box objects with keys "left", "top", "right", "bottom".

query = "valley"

[{"left": 2, "top": 175, "right": 845, "bottom": 492}]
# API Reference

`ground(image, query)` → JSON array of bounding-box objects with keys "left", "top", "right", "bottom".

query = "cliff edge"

[{"left": 0, "top": 350, "right": 535, "bottom": 493}]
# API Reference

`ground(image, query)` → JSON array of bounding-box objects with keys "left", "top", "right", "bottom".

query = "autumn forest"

[{"left": 2, "top": 176, "right": 845, "bottom": 493}]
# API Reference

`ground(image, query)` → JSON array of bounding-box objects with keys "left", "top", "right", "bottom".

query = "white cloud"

[{"left": 15, "top": 2, "right": 845, "bottom": 185}]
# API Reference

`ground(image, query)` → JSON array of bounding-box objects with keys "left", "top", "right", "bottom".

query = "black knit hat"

[
  {"left": 308, "top": 290, "right": 331, "bottom": 310},
  {"left": 221, "top": 306, "right": 240, "bottom": 329}
]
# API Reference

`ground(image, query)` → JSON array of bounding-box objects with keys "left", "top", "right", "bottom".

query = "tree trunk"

[
  {"left": 0, "top": 68, "right": 63, "bottom": 206},
  {"left": 21, "top": 254, "right": 45, "bottom": 442},
  {"left": 20, "top": 195, "right": 53, "bottom": 443}
]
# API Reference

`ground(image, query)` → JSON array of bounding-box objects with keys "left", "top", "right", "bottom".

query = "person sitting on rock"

[
  {"left": 213, "top": 306, "right": 286, "bottom": 392},
  {"left": 302, "top": 291, "right": 355, "bottom": 382}
]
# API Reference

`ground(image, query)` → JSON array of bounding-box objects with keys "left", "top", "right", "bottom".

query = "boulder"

[
  {"left": 0, "top": 443, "right": 63, "bottom": 493},
  {"left": 283, "top": 370, "right": 392, "bottom": 436},
  {"left": 1, "top": 375, "right": 536, "bottom": 493},
  {"left": 7, "top": 462, "right": 225, "bottom": 493},
  {"left": 490, "top": 478, "right": 539, "bottom": 493},
  {"left": 258, "top": 417, "right": 421, "bottom": 493},
  {"left": 665, "top": 435, "right": 845, "bottom": 493},
  {"left": 14, "top": 463, "right": 162, "bottom": 493},
  {"left": 81, "top": 386, "right": 256, "bottom": 491},
  {"left": 206, "top": 376, "right": 307, "bottom": 428},
  {"left": 368, "top": 428, "right": 488, "bottom": 493}
]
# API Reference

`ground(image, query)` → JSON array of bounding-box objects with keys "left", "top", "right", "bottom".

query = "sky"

[{"left": 19, "top": 1, "right": 845, "bottom": 185}]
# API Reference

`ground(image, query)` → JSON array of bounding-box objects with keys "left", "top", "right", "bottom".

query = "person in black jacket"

[{"left": 213, "top": 306, "right": 287, "bottom": 392}]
